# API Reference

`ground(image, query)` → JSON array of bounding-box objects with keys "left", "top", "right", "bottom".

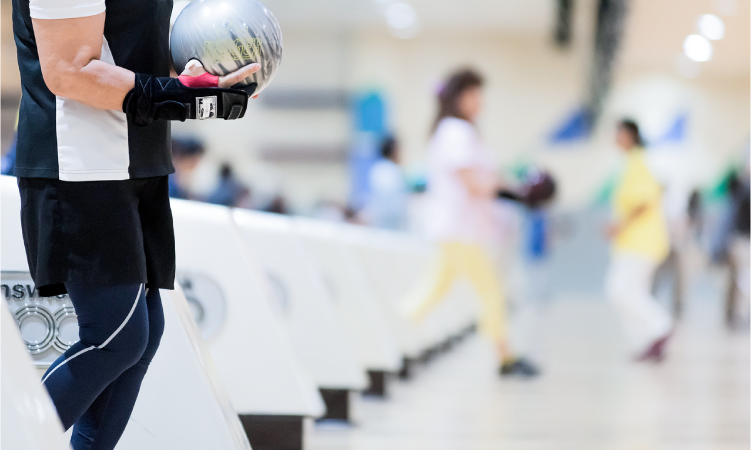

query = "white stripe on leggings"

[{"left": 41, "top": 284, "right": 143, "bottom": 385}]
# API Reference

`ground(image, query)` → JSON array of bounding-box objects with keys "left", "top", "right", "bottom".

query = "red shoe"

[{"left": 636, "top": 332, "right": 672, "bottom": 363}]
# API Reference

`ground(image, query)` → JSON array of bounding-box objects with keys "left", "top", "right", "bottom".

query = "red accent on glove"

[{"left": 178, "top": 72, "right": 220, "bottom": 88}]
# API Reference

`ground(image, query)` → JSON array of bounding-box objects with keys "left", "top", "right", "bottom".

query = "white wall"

[
  {"left": 178, "top": 26, "right": 596, "bottom": 209},
  {"left": 4, "top": 0, "right": 744, "bottom": 211}
]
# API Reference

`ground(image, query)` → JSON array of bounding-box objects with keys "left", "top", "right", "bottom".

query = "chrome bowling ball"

[{"left": 170, "top": 0, "right": 283, "bottom": 95}]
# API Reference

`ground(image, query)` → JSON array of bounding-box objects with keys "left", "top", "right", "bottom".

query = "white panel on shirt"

[
  {"left": 55, "top": 39, "right": 130, "bottom": 181},
  {"left": 29, "top": 0, "right": 105, "bottom": 20},
  {"left": 30, "top": 0, "right": 130, "bottom": 181}
]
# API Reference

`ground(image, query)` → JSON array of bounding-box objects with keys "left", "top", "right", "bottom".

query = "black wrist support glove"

[{"left": 122, "top": 73, "right": 249, "bottom": 127}]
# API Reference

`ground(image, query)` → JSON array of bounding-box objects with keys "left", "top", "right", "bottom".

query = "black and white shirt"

[{"left": 12, "top": 0, "right": 174, "bottom": 181}]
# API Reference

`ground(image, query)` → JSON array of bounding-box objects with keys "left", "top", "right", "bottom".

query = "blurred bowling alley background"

[{"left": 1, "top": 0, "right": 749, "bottom": 449}]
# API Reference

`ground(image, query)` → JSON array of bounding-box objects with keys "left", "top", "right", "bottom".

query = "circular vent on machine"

[
  {"left": 53, "top": 306, "right": 80, "bottom": 352},
  {"left": 16, "top": 305, "right": 55, "bottom": 354},
  {"left": 176, "top": 272, "right": 227, "bottom": 340}
]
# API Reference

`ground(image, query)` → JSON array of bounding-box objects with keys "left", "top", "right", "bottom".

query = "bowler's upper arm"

[{"left": 30, "top": 0, "right": 106, "bottom": 95}]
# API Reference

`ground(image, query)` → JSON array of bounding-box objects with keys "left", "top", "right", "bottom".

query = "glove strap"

[{"left": 123, "top": 74, "right": 248, "bottom": 126}]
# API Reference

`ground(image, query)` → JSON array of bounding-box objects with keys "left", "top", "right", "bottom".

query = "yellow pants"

[{"left": 403, "top": 241, "right": 507, "bottom": 342}]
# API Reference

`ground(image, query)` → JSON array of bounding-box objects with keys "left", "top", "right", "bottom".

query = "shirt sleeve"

[
  {"left": 434, "top": 119, "right": 478, "bottom": 170},
  {"left": 29, "top": 0, "right": 105, "bottom": 19}
]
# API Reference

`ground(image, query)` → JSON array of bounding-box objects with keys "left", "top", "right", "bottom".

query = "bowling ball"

[
  {"left": 170, "top": 0, "right": 283, "bottom": 96},
  {"left": 522, "top": 169, "right": 556, "bottom": 207}
]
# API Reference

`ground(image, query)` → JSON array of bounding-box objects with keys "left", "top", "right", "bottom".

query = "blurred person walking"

[
  {"left": 524, "top": 205, "right": 553, "bottom": 304},
  {"left": 687, "top": 190, "right": 704, "bottom": 241},
  {"left": 1, "top": 133, "right": 17, "bottom": 176},
  {"left": 169, "top": 137, "right": 205, "bottom": 200},
  {"left": 652, "top": 180, "right": 690, "bottom": 319},
  {"left": 707, "top": 170, "right": 749, "bottom": 327},
  {"left": 725, "top": 165, "right": 750, "bottom": 328},
  {"left": 361, "top": 136, "right": 409, "bottom": 230},
  {"left": 2, "top": 109, "right": 19, "bottom": 175},
  {"left": 263, "top": 195, "right": 289, "bottom": 215},
  {"left": 605, "top": 120, "right": 673, "bottom": 362},
  {"left": 402, "top": 69, "right": 538, "bottom": 377},
  {"left": 208, "top": 163, "right": 252, "bottom": 208}
]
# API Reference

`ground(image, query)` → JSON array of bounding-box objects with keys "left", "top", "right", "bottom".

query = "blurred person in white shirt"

[
  {"left": 402, "top": 68, "right": 538, "bottom": 377},
  {"left": 361, "top": 136, "right": 409, "bottom": 230}
]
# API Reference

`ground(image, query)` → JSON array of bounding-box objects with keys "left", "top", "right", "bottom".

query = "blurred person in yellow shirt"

[{"left": 605, "top": 119, "right": 673, "bottom": 362}]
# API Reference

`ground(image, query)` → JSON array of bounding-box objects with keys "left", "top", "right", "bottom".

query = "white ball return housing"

[
  {"left": 291, "top": 217, "right": 403, "bottom": 397},
  {"left": 170, "top": 199, "right": 325, "bottom": 449},
  {"left": 232, "top": 209, "right": 368, "bottom": 422},
  {"left": 0, "top": 175, "right": 252, "bottom": 450}
]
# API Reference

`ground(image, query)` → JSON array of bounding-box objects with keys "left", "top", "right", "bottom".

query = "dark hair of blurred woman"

[
  {"left": 433, "top": 68, "right": 484, "bottom": 132},
  {"left": 616, "top": 119, "right": 644, "bottom": 149}
]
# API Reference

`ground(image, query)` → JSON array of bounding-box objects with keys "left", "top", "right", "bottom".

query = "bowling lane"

[{"left": 307, "top": 287, "right": 750, "bottom": 450}]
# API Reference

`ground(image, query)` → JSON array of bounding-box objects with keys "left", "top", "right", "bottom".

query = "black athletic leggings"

[{"left": 42, "top": 283, "right": 164, "bottom": 450}]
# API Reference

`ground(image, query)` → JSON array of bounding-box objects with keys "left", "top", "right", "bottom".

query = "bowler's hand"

[{"left": 180, "top": 60, "right": 261, "bottom": 98}]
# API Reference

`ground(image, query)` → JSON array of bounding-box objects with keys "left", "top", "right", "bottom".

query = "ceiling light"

[
  {"left": 698, "top": 14, "right": 725, "bottom": 40},
  {"left": 385, "top": 3, "right": 416, "bottom": 29},
  {"left": 683, "top": 35, "right": 713, "bottom": 62},
  {"left": 389, "top": 25, "right": 420, "bottom": 40}
]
